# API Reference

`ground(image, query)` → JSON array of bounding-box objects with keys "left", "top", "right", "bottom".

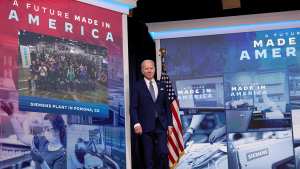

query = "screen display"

[
  {"left": 0, "top": 0, "right": 125, "bottom": 168},
  {"left": 161, "top": 27, "right": 300, "bottom": 168},
  {"left": 175, "top": 76, "right": 224, "bottom": 109}
]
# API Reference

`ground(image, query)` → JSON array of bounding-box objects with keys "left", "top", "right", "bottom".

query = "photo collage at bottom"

[
  {"left": 177, "top": 110, "right": 298, "bottom": 169},
  {"left": 0, "top": 95, "right": 125, "bottom": 169}
]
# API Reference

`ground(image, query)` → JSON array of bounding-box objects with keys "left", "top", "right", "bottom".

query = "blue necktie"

[
  {"left": 149, "top": 81, "right": 156, "bottom": 102},
  {"left": 149, "top": 81, "right": 157, "bottom": 117}
]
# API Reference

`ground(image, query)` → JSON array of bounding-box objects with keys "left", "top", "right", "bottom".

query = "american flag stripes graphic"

[{"left": 160, "top": 69, "right": 185, "bottom": 169}]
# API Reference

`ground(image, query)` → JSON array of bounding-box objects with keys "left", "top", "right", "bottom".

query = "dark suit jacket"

[{"left": 130, "top": 79, "right": 173, "bottom": 132}]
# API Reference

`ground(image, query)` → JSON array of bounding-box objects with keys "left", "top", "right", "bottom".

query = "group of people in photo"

[{"left": 27, "top": 50, "right": 100, "bottom": 92}]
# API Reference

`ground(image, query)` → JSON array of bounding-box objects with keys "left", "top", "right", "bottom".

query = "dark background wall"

[{"left": 127, "top": 1, "right": 300, "bottom": 168}]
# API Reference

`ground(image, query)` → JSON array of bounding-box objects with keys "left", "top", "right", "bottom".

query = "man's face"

[
  {"left": 32, "top": 61, "right": 36, "bottom": 66},
  {"left": 141, "top": 61, "right": 155, "bottom": 81}
]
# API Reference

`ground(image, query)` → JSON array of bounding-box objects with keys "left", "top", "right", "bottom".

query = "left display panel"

[{"left": 0, "top": 0, "right": 125, "bottom": 168}]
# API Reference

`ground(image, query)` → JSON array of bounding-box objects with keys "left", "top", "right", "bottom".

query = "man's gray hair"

[{"left": 141, "top": 60, "right": 155, "bottom": 69}]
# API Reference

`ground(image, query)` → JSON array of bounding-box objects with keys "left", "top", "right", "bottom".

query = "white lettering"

[
  {"left": 13, "top": 0, "right": 18, "bottom": 6},
  {"left": 255, "top": 49, "right": 267, "bottom": 59},
  {"left": 34, "top": 5, "right": 39, "bottom": 11},
  {"left": 240, "top": 51, "right": 250, "bottom": 60},
  {"left": 92, "top": 29, "right": 99, "bottom": 38},
  {"left": 272, "top": 48, "right": 281, "bottom": 58},
  {"left": 65, "top": 23, "right": 73, "bottom": 33},
  {"left": 106, "top": 32, "right": 114, "bottom": 42},
  {"left": 75, "top": 15, "right": 80, "bottom": 21},
  {"left": 81, "top": 26, "right": 84, "bottom": 35},
  {"left": 42, "top": 7, "right": 46, "bottom": 13},
  {"left": 49, "top": 19, "right": 56, "bottom": 29},
  {"left": 8, "top": 10, "right": 19, "bottom": 21},
  {"left": 289, "top": 37, "right": 296, "bottom": 45},
  {"left": 254, "top": 40, "right": 263, "bottom": 48},
  {"left": 65, "top": 13, "right": 69, "bottom": 19},
  {"left": 266, "top": 39, "right": 274, "bottom": 47},
  {"left": 287, "top": 47, "right": 296, "bottom": 57},
  {"left": 29, "top": 14, "right": 39, "bottom": 25},
  {"left": 278, "top": 38, "right": 285, "bottom": 46}
]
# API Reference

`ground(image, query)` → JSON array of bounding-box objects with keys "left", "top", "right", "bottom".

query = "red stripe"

[
  {"left": 169, "top": 100, "right": 185, "bottom": 155},
  {"left": 163, "top": 74, "right": 185, "bottom": 167},
  {"left": 170, "top": 126, "right": 183, "bottom": 154},
  {"left": 168, "top": 97, "right": 185, "bottom": 166},
  {"left": 171, "top": 102, "right": 184, "bottom": 140},
  {"left": 168, "top": 135, "right": 180, "bottom": 157},
  {"left": 168, "top": 146, "right": 176, "bottom": 164}
]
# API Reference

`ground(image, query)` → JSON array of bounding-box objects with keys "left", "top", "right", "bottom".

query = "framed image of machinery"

[{"left": 227, "top": 130, "right": 295, "bottom": 169}]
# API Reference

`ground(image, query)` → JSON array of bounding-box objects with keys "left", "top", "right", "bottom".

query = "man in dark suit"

[{"left": 130, "top": 60, "right": 173, "bottom": 169}]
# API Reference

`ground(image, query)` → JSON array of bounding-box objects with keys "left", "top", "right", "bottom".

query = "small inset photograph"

[
  {"left": 67, "top": 124, "right": 125, "bottom": 169},
  {"left": 252, "top": 70, "right": 291, "bottom": 127},
  {"left": 177, "top": 113, "right": 228, "bottom": 169},
  {"left": 224, "top": 72, "right": 255, "bottom": 110},
  {"left": 18, "top": 30, "right": 108, "bottom": 105},
  {"left": 292, "top": 110, "right": 300, "bottom": 169},
  {"left": 224, "top": 70, "right": 291, "bottom": 115},
  {"left": 227, "top": 130, "right": 295, "bottom": 169},
  {"left": 0, "top": 94, "right": 67, "bottom": 169},
  {"left": 175, "top": 76, "right": 224, "bottom": 110},
  {"left": 226, "top": 110, "right": 291, "bottom": 132},
  {"left": 289, "top": 67, "right": 300, "bottom": 109}
]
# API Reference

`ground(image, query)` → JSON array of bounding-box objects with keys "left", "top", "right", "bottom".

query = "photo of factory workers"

[
  {"left": 177, "top": 113, "right": 228, "bottom": 169},
  {"left": 18, "top": 30, "right": 108, "bottom": 105},
  {"left": 292, "top": 110, "right": 300, "bottom": 169},
  {"left": 227, "top": 130, "right": 295, "bottom": 169},
  {"left": 67, "top": 124, "right": 125, "bottom": 169},
  {"left": 0, "top": 96, "right": 67, "bottom": 169}
]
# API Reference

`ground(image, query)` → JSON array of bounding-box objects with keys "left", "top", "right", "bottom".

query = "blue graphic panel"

[{"left": 19, "top": 95, "right": 109, "bottom": 117}]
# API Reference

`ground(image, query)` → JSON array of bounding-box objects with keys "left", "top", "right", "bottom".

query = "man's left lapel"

[{"left": 156, "top": 80, "right": 163, "bottom": 103}]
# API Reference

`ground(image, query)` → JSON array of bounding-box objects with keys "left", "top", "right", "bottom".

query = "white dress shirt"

[
  {"left": 134, "top": 78, "right": 172, "bottom": 129},
  {"left": 144, "top": 77, "right": 158, "bottom": 100}
]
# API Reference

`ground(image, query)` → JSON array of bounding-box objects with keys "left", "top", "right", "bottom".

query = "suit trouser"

[{"left": 141, "top": 118, "right": 169, "bottom": 169}]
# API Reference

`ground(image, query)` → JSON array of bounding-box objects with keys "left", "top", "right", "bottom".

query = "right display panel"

[{"left": 161, "top": 28, "right": 300, "bottom": 169}]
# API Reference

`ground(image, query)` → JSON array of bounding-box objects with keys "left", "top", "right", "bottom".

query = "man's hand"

[
  {"left": 167, "top": 127, "right": 173, "bottom": 137},
  {"left": 134, "top": 126, "right": 143, "bottom": 135},
  {"left": 209, "top": 126, "right": 226, "bottom": 144}
]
